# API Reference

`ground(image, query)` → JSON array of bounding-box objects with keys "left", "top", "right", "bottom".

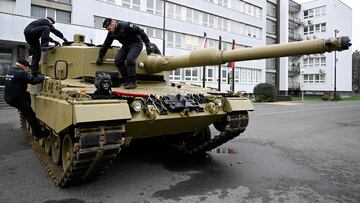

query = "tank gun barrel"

[{"left": 142, "top": 36, "right": 351, "bottom": 73}]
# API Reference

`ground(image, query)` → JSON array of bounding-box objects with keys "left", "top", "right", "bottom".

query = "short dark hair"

[
  {"left": 103, "top": 18, "right": 112, "bottom": 28},
  {"left": 47, "top": 16, "right": 55, "bottom": 24},
  {"left": 17, "top": 58, "right": 30, "bottom": 67}
]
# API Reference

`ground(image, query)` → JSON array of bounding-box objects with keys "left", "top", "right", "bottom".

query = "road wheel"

[
  {"left": 44, "top": 131, "right": 52, "bottom": 155},
  {"left": 62, "top": 134, "right": 74, "bottom": 172},
  {"left": 51, "top": 132, "right": 62, "bottom": 165}
]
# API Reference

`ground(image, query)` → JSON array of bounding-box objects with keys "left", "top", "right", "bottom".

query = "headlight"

[
  {"left": 131, "top": 100, "right": 142, "bottom": 112},
  {"left": 214, "top": 99, "right": 223, "bottom": 107}
]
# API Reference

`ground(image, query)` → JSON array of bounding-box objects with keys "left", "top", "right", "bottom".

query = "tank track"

[
  {"left": 177, "top": 111, "right": 249, "bottom": 155},
  {"left": 20, "top": 114, "right": 124, "bottom": 187}
]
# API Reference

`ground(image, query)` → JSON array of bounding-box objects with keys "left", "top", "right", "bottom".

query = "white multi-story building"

[
  {"left": 286, "top": 0, "right": 352, "bottom": 95},
  {"left": 0, "top": 0, "right": 352, "bottom": 101}
]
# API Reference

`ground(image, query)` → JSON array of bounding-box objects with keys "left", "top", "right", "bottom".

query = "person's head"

[
  {"left": 103, "top": 18, "right": 116, "bottom": 33},
  {"left": 46, "top": 17, "right": 55, "bottom": 25},
  {"left": 16, "top": 58, "right": 30, "bottom": 70}
]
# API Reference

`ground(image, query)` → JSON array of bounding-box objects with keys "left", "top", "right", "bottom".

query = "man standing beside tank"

[
  {"left": 24, "top": 17, "right": 68, "bottom": 75},
  {"left": 4, "top": 59, "right": 47, "bottom": 139},
  {"left": 96, "top": 18, "right": 153, "bottom": 89}
]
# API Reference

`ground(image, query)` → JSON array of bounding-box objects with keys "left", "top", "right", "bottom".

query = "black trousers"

[
  {"left": 114, "top": 42, "right": 143, "bottom": 82},
  {"left": 6, "top": 92, "right": 42, "bottom": 135},
  {"left": 24, "top": 26, "right": 51, "bottom": 74}
]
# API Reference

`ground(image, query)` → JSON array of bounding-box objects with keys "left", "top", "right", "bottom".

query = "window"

[
  {"left": 315, "top": 58, "right": 320, "bottom": 67},
  {"left": 303, "top": 58, "right": 308, "bottom": 68},
  {"left": 56, "top": 0, "right": 71, "bottom": 4},
  {"left": 266, "top": 2, "right": 276, "bottom": 18},
  {"left": 31, "top": 5, "right": 71, "bottom": 23},
  {"left": 206, "top": 67, "right": 214, "bottom": 82},
  {"left": 304, "top": 27, "right": 308, "bottom": 35},
  {"left": 321, "top": 23, "right": 326, "bottom": 32},
  {"left": 147, "top": 0, "right": 155, "bottom": 13},
  {"left": 309, "top": 25, "right": 314, "bottom": 34},
  {"left": 56, "top": 10, "right": 71, "bottom": 23},
  {"left": 166, "top": 3, "right": 174, "bottom": 18},
  {"left": 31, "top": 6, "right": 46, "bottom": 18},
  {"left": 166, "top": 32, "right": 174, "bottom": 47},
  {"left": 170, "top": 69, "right": 181, "bottom": 81},
  {"left": 321, "top": 57, "right": 326, "bottom": 66},
  {"left": 132, "top": 0, "right": 140, "bottom": 10},
  {"left": 234, "top": 68, "right": 240, "bottom": 83},
  {"left": 309, "top": 58, "right": 314, "bottom": 67},
  {"left": 304, "top": 10, "right": 308, "bottom": 19},
  {"left": 221, "top": 68, "right": 228, "bottom": 83},
  {"left": 184, "top": 68, "right": 199, "bottom": 81},
  {"left": 304, "top": 74, "right": 325, "bottom": 83},
  {"left": 304, "top": 6, "right": 326, "bottom": 19},
  {"left": 266, "top": 20, "right": 276, "bottom": 35},
  {"left": 122, "top": 0, "right": 130, "bottom": 8}
]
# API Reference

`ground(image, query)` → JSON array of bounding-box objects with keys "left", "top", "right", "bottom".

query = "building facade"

[
  {"left": 286, "top": 0, "right": 352, "bottom": 95},
  {"left": 0, "top": 0, "right": 352, "bottom": 99}
]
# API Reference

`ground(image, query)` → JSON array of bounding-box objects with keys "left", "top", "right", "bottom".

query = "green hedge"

[{"left": 253, "top": 83, "right": 277, "bottom": 102}]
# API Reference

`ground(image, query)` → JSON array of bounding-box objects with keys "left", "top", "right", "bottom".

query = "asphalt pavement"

[{"left": 0, "top": 101, "right": 359, "bottom": 203}]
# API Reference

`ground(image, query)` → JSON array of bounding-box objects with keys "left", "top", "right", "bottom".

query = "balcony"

[
  {"left": 289, "top": 32, "right": 302, "bottom": 41},
  {"left": 288, "top": 65, "right": 300, "bottom": 76},
  {"left": 289, "top": 15, "right": 301, "bottom": 26},
  {"left": 288, "top": 82, "right": 300, "bottom": 90}
]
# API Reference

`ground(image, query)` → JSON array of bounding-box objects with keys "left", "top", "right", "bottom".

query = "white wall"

[{"left": 299, "top": 0, "right": 352, "bottom": 92}]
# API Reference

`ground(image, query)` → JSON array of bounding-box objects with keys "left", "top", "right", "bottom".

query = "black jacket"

[
  {"left": 24, "top": 18, "right": 64, "bottom": 41},
  {"left": 4, "top": 67, "right": 44, "bottom": 103},
  {"left": 98, "top": 21, "right": 150, "bottom": 59}
]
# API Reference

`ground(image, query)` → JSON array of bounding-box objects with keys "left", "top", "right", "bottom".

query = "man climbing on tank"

[
  {"left": 4, "top": 59, "right": 48, "bottom": 140},
  {"left": 96, "top": 18, "right": 153, "bottom": 89},
  {"left": 24, "top": 17, "right": 68, "bottom": 75}
]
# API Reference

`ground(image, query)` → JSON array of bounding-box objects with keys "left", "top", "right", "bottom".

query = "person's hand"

[
  {"left": 63, "top": 37, "right": 68, "bottom": 43},
  {"left": 37, "top": 74, "right": 45, "bottom": 81},
  {"left": 96, "top": 57, "right": 103, "bottom": 65},
  {"left": 146, "top": 44, "right": 152, "bottom": 55},
  {"left": 53, "top": 41, "right": 61, "bottom": 46}
]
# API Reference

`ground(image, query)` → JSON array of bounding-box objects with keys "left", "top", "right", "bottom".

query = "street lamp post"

[
  {"left": 333, "top": 29, "right": 339, "bottom": 100},
  {"left": 162, "top": 0, "right": 166, "bottom": 56}
]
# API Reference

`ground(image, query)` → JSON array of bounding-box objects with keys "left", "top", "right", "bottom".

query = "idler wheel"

[
  {"left": 51, "top": 132, "right": 62, "bottom": 165},
  {"left": 62, "top": 134, "right": 74, "bottom": 172}
]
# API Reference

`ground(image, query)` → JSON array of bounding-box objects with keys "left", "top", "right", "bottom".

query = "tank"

[{"left": 21, "top": 34, "right": 351, "bottom": 187}]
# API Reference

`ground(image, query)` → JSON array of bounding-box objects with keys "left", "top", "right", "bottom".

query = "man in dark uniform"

[
  {"left": 96, "top": 18, "right": 153, "bottom": 89},
  {"left": 24, "top": 17, "right": 68, "bottom": 75},
  {"left": 4, "top": 59, "right": 47, "bottom": 139}
]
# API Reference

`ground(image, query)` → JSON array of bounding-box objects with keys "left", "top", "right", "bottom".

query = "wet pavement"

[{"left": 0, "top": 101, "right": 359, "bottom": 202}]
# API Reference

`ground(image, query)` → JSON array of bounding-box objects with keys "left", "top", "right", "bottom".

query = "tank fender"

[
  {"left": 36, "top": 96, "right": 73, "bottom": 134},
  {"left": 223, "top": 98, "right": 254, "bottom": 113}
]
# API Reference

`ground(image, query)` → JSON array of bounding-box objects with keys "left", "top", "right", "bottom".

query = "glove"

[
  {"left": 96, "top": 57, "right": 103, "bottom": 65},
  {"left": 146, "top": 45, "right": 152, "bottom": 55},
  {"left": 37, "top": 74, "right": 45, "bottom": 80},
  {"left": 63, "top": 38, "right": 68, "bottom": 43},
  {"left": 53, "top": 41, "right": 61, "bottom": 46}
]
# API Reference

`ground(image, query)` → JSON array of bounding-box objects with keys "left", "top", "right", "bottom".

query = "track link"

[
  {"left": 20, "top": 114, "right": 125, "bottom": 187},
  {"left": 177, "top": 111, "right": 249, "bottom": 155}
]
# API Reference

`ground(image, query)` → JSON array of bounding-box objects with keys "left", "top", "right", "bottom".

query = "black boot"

[{"left": 125, "top": 82, "right": 137, "bottom": 89}]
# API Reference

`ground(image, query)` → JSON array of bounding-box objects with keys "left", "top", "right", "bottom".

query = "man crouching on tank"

[
  {"left": 4, "top": 59, "right": 48, "bottom": 140},
  {"left": 96, "top": 18, "right": 153, "bottom": 89}
]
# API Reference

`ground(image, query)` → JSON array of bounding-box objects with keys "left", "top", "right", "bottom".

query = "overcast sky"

[{"left": 294, "top": 0, "right": 359, "bottom": 52}]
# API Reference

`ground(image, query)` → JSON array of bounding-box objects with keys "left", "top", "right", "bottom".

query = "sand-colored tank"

[{"left": 21, "top": 34, "right": 351, "bottom": 187}]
